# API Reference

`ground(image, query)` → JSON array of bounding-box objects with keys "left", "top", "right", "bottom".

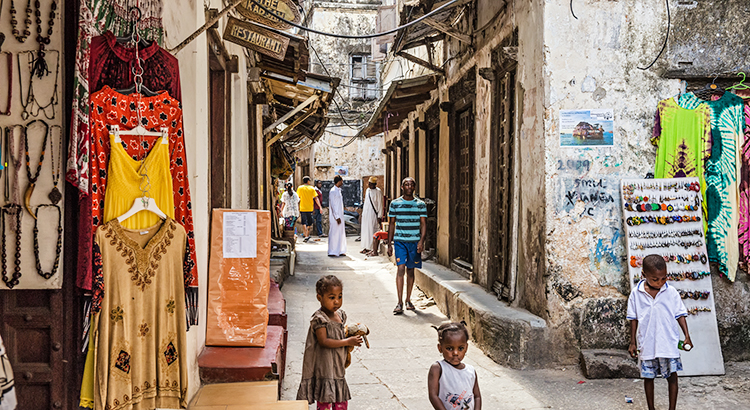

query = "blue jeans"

[{"left": 313, "top": 209, "right": 323, "bottom": 236}]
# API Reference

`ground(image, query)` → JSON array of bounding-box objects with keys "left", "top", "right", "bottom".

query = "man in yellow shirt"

[{"left": 297, "top": 176, "right": 322, "bottom": 242}]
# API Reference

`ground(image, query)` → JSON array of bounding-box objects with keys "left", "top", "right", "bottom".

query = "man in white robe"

[
  {"left": 328, "top": 175, "right": 347, "bottom": 256},
  {"left": 360, "top": 176, "right": 384, "bottom": 254}
]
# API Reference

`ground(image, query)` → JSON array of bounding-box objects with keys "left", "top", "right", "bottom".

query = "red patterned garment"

[
  {"left": 736, "top": 89, "right": 750, "bottom": 272},
  {"left": 78, "top": 86, "right": 198, "bottom": 325},
  {"left": 89, "top": 31, "right": 181, "bottom": 101}
]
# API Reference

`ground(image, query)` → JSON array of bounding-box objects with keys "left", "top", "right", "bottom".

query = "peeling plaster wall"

[
  {"left": 312, "top": 129, "right": 385, "bottom": 182},
  {"left": 543, "top": 0, "right": 683, "bottom": 355}
]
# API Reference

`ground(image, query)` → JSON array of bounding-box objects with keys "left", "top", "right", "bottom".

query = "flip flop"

[
  {"left": 405, "top": 301, "right": 416, "bottom": 311},
  {"left": 393, "top": 303, "right": 403, "bottom": 315}
]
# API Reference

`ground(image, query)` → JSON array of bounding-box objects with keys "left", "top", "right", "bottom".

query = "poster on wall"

[
  {"left": 334, "top": 166, "right": 349, "bottom": 176},
  {"left": 560, "top": 109, "right": 614, "bottom": 147},
  {"left": 621, "top": 177, "right": 724, "bottom": 376}
]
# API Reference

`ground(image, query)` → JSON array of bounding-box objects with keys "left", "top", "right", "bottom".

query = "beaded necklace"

[
  {"left": 9, "top": 0, "right": 32, "bottom": 43},
  {"left": 47, "top": 125, "right": 62, "bottom": 203},
  {"left": 18, "top": 50, "right": 59, "bottom": 120},
  {"left": 1, "top": 204, "right": 22, "bottom": 289},
  {"left": 24, "top": 119, "right": 48, "bottom": 219},
  {"left": 0, "top": 52, "right": 11, "bottom": 116},
  {"left": 30, "top": 0, "right": 58, "bottom": 79},
  {"left": 33, "top": 204, "right": 61, "bottom": 279}
]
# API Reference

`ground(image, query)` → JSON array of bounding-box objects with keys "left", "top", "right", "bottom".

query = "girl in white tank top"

[{"left": 428, "top": 322, "right": 481, "bottom": 410}]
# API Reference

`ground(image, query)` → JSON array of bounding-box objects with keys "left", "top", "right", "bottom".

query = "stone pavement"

[
  {"left": 280, "top": 237, "right": 548, "bottom": 409},
  {"left": 280, "top": 237, "right": 749, "bottom": 409}
]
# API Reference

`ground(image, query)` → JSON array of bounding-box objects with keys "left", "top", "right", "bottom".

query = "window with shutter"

[{"left": 351, "top": 54, "right": 379, "bottom": 101}]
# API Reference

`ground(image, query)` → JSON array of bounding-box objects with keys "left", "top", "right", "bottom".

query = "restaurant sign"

[
  {"left": 224, "top": 16, "right": 290, "bottom": 61},
  {"left": 238, "top": 0, "right": 301, "bottom": 31}
]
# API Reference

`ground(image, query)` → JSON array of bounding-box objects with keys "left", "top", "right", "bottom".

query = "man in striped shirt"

[{"left": 387, "top": 177, "right": 427, "bottom": 315}]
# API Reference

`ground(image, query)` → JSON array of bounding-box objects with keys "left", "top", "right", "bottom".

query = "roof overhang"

[
  {"left": 357, "top": 74, "right": 439, "bottom": 138},
  {"left": 393, "top": 0, "right": 475, "bottom": 53},
  {"left": 262, "top": 71, "right": 340, "bottom": 147}
]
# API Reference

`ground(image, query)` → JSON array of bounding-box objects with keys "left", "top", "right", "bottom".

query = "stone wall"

[{"left": 542, "top": 0, "right": 750, "bottom": 361}]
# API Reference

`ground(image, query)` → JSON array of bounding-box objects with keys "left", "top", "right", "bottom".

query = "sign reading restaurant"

[
  {"left": 224, "top": 16, "right": 290, "bottom": 61},
  {"left": 237, "top": 0, "right": 301, "bottom": 31}
]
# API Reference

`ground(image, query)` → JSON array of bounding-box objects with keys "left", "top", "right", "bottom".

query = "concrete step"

[
  {"left": 198, "top": 325, "right": 287, "bottom": 384},
  {"left": 414, "top": 261, "right": 553, "bottom": 369},
  {"left": 189, "top": 381, "right": 278, "bottom": 408}
]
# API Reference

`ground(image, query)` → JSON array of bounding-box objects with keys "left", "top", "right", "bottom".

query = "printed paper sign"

[
  {"left": 560, "top": 109, "right": 614, "bottom": 147},
  {"left": 223, "top": 212, "right": 258, "bottom": 258}
]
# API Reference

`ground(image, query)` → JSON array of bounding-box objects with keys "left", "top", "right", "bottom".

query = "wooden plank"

[
  {"left": 193, "top": 381, "right": 278, "bottom": 406},
  {"left": 387, "top": 93, "right": 433, "bottom": 110},
  {"left": 397, "top": 51, "right": 445, "bottom": 75},
  {"left": 263, "top": 94, "right": 319, "bottom": 135},
  {"left": 423, "top": 17, "right": 472, "bottom": 44},
  {"left": 266, "top": 104, "right": 319, "bottom": 146},
  {"left": 401, "top": 33, "right": 445, "bottom": 51}
]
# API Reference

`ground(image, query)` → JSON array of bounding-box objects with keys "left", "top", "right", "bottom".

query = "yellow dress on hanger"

[
  {"left": 80, "top": 134, "right": 175, "bottom": 408},
  {"left": 103, "top": 133, "right": 175, "bottom": 227}
]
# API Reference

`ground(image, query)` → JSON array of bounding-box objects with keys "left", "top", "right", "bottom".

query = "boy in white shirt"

[{"left": 627, "top": 254, "right": 693, "bottom": 410}]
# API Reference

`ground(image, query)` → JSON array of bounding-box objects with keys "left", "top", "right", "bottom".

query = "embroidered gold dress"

[{"left": 91, "top": 218, "right": 188, "bottom": 410}]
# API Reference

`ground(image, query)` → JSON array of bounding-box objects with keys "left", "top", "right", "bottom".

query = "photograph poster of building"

[
  {"left": 334, "top": 166, "right": 349, "bottom": 176},
  {"left": 560, "top": 109, "right": 614, "bottom": 147}
]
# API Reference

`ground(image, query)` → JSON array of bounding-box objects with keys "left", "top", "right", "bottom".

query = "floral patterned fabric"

[{"left": 78, "top": 86, "right": 198, "bottom": 325}]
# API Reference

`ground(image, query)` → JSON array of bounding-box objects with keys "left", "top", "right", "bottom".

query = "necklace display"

[
  {"left": 32, "top": 204, "right": 61, "bottom": 279},
  {"left": 1, "top": 204, "right": 22, "bottom": 289},
  {"left": 17, "top": 50, "right": 59, "bottom": 120},
  {"left": 0, "top": 52, "right": 12, "bottom": 116},
  {"left": 30, "top": 0, "right": 58, "bottom": 79},
  {"left": 9, "top": 0, "right": 32, "bottom": 43},
  {"left": 47, "top": 125, "right": 61, "bottom": 203},
  {"left": 4, "top": 126, "right": 24, "bottom": 232},
  {"left": 23, "top": 119, "right": 48, "bottom": 219}
]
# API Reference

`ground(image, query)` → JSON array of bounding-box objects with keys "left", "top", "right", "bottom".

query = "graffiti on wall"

[{"left": 555, "top": 172, "right": 626, "bottom": 290}]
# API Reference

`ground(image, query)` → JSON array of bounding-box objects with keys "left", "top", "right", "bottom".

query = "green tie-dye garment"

[{"left": 679, "top": 92, "right": 745, "bottom": 281}]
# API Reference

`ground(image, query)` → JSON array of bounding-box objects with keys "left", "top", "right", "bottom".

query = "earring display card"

[{"left": 621, "top": 177, "right": 724, "bottom": 376}]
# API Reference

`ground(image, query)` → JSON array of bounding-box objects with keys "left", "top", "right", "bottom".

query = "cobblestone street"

[{"left": 280, "top": 238, "right": 750, "bottom": 410}]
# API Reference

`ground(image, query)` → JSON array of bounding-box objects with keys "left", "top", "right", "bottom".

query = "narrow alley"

[{"left": 280, "top": 238, "right": 750, "bottom": 410}]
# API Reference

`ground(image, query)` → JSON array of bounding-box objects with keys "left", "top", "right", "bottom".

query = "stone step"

[
  {"left": 198, "top": 325, "right": 287, "bottom": 384},
  {"left": 268, "top": 281, "right": 287, "bottom": 329}
]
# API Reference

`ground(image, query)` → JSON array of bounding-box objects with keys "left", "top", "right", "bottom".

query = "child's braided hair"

[
  {"left": 316, "top": 275, "right": 343, "bottom": 296},
  {"left": 432, "top": 321, "right": 469, "bottom": 343}
]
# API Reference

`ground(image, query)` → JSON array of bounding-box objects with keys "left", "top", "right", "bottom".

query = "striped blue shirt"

[{"left": 388, "top": 197, "right": 427, "bottom": 242}]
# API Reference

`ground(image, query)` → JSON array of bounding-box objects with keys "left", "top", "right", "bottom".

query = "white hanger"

[
  {"left": 117, "top": 196, "right": 167, "bottom": 223},
  {"left": 111, "top": 125, "right": 169, "bottom": 144}
]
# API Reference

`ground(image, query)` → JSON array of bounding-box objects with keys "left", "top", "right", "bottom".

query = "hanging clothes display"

[
  {"left": 736, "top": 89, "right": 750, "bottom": 271},
  {"left": 651, "top": 96, "right": 712, "bottom": 226},
  {"left": 77, "top": 86, "right": 198, "bottom": 326},
  {"left": 679, "top": 92, "right": 745, "bottom": 281},
  {"left": 90, "top": 218, "right": 189, "bottom": 410},
  {"left": 68, "top": 1, "right": 165, "bottom": 193}
]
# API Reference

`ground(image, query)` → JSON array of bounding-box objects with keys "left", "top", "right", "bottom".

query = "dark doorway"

[
  {"left": 424, "top": 104, "right": 440, "bottom": 254},
  {"left": 450, "top": 69, "right": 476, "bottom": 274},
  {"left": 209, "top": 38, "right": 233, "bottom": 210},
  {"left": 488, "top": 47, "right": 517, "bottom": 300},
  {"left": 248, "top": 104, "right": 259, "bottom": 209}
]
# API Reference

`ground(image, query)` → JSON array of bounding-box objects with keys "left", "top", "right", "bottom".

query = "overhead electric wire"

[
  {"left": 250, "top": 0, "right": 463, "bottom": 39},
  {"left": 309, "top": 43, "right": 364, "bottom": 130}
]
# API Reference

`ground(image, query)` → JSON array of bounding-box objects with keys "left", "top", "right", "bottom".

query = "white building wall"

[{"left": 162, "top": 0, "right": 253, "bottom": 400}]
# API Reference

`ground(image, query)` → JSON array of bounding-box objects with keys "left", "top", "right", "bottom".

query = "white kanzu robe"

[
  {"left": 361, "top": 187, "right": 383, "bottom": 250},
  {"left": 328, "top": 185, "right": 347, "bottom": 256}
]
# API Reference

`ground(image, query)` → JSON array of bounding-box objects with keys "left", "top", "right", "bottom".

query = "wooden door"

[
  {"left": 489, "top": 67, "right": 517, "bottom": 300},
  {"left": 454, "top": 107, "right": 474, "bottom": 265},
  {"left": 0, "top": 291, "right": 64, "bottom": 410},
  {"left": 209, "top": 46, "right": 232, "bottom": 210}
]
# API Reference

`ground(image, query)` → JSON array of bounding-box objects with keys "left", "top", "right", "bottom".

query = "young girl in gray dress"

[{"left": 297, "top": 275, "right": 362, "bottom": 410}]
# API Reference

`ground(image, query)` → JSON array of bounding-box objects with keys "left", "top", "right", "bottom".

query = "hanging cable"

[
  {"left": 250, "top": 0, "right": 463, "bottom": 39},
  {"left": 570, "top": 0, "right": 578, "bottom": 19},
  {"left": 638, "top": 0, "right": 670, "bottom": 71}
]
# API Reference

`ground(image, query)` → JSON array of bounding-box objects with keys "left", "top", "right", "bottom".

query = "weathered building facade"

[{"left": 366, "top": 0, "right": 750, "bottom": 368}]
